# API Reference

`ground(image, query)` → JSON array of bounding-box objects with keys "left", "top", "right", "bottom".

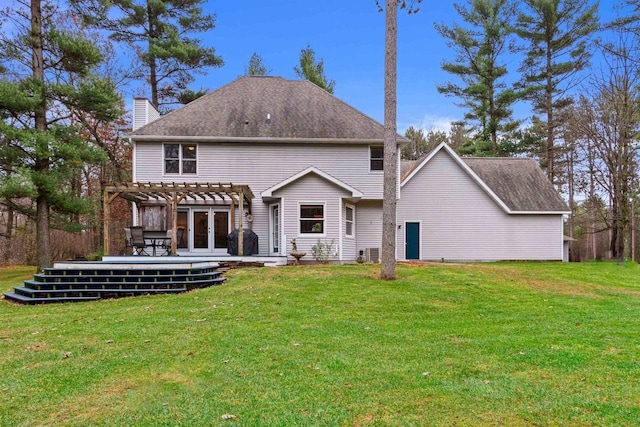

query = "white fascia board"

[
  {"left": 261, "top": 166, "right": 364, "bottom": 199},
  {"left": 126, "top": 135, "right": 409, "bottom": 146},
  {"left": 400, "top": 142, "right": 447, "bottom": 187},
  {"left": 510, "top": 210, "right": 572, "bottom": 215}
]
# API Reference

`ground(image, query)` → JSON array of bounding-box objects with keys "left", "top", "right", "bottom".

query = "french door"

[
  {"left": 182, "top": 208, "right": 229, "bottom": 254},
  {"left": 193, "top": 210, "right": 210, "bottom": 251}
]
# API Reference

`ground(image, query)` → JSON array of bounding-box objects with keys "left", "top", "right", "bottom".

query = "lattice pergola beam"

[
  {"left": 103, "top": 182, "right": 253, "bottom": 256},
  {"left": 104, "top": 182, "right": 254, "bottom": 203}
]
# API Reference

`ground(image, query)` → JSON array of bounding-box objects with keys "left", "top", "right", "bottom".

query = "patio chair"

[
  {"left": 162, "top": 228, "right": 185, "bottom": 255},
  {"left": 124, "top": 227, "right": 133, "bottom": 252},
  {"left": 129, "top": 226, "right": 149, "bottom": 255},
  {"left": 176, "top": 228, "right": 184, "bottom": 247}
]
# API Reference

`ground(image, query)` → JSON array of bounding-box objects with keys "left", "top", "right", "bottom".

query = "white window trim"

[
  {"left": 298, "top": 201, "right": 327, "bottom": 237},
  {"left": 345, "top": 204, "right": 355, "bottom": 239},
  {"left": 163, "top": 143, "right": 198, "bottom": 176},
  {"left": 269, "top": 203, "right": 281, "bottom": 255},
  {"left": 369, "top": 145, "right": 384, "bottom": 172}
]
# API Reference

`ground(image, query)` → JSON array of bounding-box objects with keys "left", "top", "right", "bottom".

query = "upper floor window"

[
  {"left": 300, "top": 204, "right": 324, "bottom": 234},
  {"left": 370, "top": 146, "right": 383, "bottom": 171},
  {"left": 165, "top": 144, "right": 197, "bottom": 174}
]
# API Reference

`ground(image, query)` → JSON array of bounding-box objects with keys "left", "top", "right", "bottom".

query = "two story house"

[{"left": 119, "top": 76, "right": 569, "bottom": 263}]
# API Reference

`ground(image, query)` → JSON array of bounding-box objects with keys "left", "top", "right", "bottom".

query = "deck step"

[
  {"left": 34, "top": 271, "right": 223, "bottom": 280},
  {"left": 22, "top": 277, "right": 225, "bottom": 290},
  {"left": 3, "top": 292, "right": 100, "bottom": 304},
  {"left": 5, "top": 261, "right": 228, "bottom": 304},
  {"left": 13, "top": 286, "right": 188, "bottom": 298}
]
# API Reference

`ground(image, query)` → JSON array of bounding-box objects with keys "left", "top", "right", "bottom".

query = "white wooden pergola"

[{"left": 103, "top": 182, "right": 254, "bottom": 256}]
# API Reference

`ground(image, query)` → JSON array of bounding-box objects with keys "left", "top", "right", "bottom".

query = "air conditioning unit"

[{"left": 365, "top": 247, "right": 381, "bottom": 263}]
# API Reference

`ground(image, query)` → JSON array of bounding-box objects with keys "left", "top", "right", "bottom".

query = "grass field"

[{"left": 1, "top": 262, "right": 639, "bottom": 426}]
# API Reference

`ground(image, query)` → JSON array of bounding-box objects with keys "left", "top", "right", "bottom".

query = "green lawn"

[{"left": 1, "top": 262, "right": 639, "bottom": 426}]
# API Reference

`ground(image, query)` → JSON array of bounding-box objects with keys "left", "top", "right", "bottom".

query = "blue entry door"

[{"left": 405, "top": 222, "right": 420, "bottom": 260}]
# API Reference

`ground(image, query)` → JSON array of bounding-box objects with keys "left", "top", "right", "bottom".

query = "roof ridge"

[
  {"left": 293, "top": 79, "right": 408, "bottom": 141},
  {"left": 464, "top": 156, "right": 533, "bottom": 160}
]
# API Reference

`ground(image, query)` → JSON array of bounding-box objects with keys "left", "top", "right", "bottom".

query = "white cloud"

[{"left": 399, "top": 114, "right": 458, "bottom": 135}]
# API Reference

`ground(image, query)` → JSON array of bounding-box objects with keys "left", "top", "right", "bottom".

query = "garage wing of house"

[{"left": 398, "top": 143, "right": 570, "bottom": 262}]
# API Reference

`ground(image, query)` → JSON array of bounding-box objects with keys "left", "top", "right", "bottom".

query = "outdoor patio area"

[{"left": 101, "top": 255, "right": 288, "bottom": 267}]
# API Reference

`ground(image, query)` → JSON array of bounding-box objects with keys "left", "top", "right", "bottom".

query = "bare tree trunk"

[
  {"left": 2, "top": 205, "right": 14, "bottom": 263},
  {"left": 567, "top": 148, "right": 574, "bottom": 261},
  {"left": 588, "top": 140, "right": 597, "bottom": 260},
  {"left": 546, "top": 45, "right": 554, "bottom": 183},
  {"left": 631, "top": 198, "right": 636, "bottom": 262},
  {"left": 147, "top": 1, "right": 159, "bottom": 108},
  {"left": 32, "top": 0, "right": 51, "bottom": 271},
  {"left": 381, "top": 0, "right": 398, "bottom": 280}
]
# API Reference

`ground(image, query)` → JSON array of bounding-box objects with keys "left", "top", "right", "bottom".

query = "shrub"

[{"left": 311, "top": 239, "right": 337, "bottom": 264}]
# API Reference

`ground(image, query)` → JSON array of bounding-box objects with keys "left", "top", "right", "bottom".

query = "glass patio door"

[
  {"left": 213, "top": 211, "right": 229, "bottom": 251},
  {"left": 193, "top": 210, "right": 210, "bottom": 251},
  {"left": 177, "top": 210, "right": 189, "bottom": 250}
]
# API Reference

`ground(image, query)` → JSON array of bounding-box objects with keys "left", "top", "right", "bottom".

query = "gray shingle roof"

[
  {"left": 401, "top": 145, "right": 569, "bottom": 213},
  {"left": 462, "top": 157, "right": 569, "bottom": 212},
  {"left": 131, "top": 76, "right": 401, "bottom": 141},
  {"left": 400, "top": 159, "right": 417, "bottom": 181}
]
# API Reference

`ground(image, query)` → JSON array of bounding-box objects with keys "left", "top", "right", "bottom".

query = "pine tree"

[
  {"left": 245, "top": 52, "right": 271, "bottom": 76},
  {"left": 436, "top": 0, "right": 522, "bottom": 156},
  {"left": 72, "top": 0, "right": 223, "bottom": 110},
  {"left": 294, "top": 45, "right": 335, "bottom": 93},
  {"left": 514, "top": 0, "right": 598, "bottom": 182},
  {"left": 0, "top": 0, "right": 122, "bottom": 270},
  {"left": 401, "top": 126, "right": 448, "bottom": 160},
  {"left": 378, "top": 0, "right": 422, "bottom": 280}
]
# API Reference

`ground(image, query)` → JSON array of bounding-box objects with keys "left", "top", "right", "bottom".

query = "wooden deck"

[{"left": 101, "top": 255, "right": 289, "bottom": 267}]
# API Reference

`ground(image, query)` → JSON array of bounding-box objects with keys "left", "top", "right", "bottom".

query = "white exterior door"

[
  {"left": 270, "top": 204, "right": 280, "bottom": 255},
  {"left": 189, "top": 208, "right": 229, "bottom": 254},
  {"left": 192, "top": 209, "right": 210, "bottom": 252},
  {"left": 212, "top": 210, "right": 229, "bottom": 254}
]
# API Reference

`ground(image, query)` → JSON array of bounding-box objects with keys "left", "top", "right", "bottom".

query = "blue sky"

[
  {"left": 193, "top": 1, "right": 470, "bottom": 133},
  {"left": 193, "top": 0, "right": 618, "bottom": 135},
  {"left": 0, "top": 0, "right": 617, "bottom": 133}
]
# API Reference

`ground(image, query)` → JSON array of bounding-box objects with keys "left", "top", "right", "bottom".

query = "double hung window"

[
  {"left": 165, "top": 144, "right": 197, "bottom": 175},
  {"left": 300, "top": 204, "right": 324, "bottom": 234},
  {"left": 370, "top": 146, "right": 383, "bottom": 171}
]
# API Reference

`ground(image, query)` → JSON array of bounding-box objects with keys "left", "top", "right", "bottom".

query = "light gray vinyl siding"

[
  {"left": 135, "top": 141, "right": 384, "bottom": 255},
  {"left": 135, "top": 142, "right": 382, "bottom": 198},
  {"left": 355, "top": 200, "right": 383, "bottom": 256},
  {"left": 273, "top": 173, "right": 350, "bottom": 262},
  {"left": 133, "top": 99, "right": 160, "bottom": 131},
  {"left": 397, "top": 150, "right": 564, "bottom": 261}
]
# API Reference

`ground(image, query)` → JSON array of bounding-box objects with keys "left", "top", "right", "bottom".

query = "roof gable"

[
  {"left": 131, "top": 76, "right": 405, "bottom": 142},
  {"left": 261, "top": 166, "right": 363, "bottom": 200},
  {"left": 401, "top": 143, "right": 570, "bottom": 214}
]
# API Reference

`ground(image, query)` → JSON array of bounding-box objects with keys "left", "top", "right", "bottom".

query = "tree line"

[
  {"left": 404, "top": 0, "right": 640, "bottom": 262},
  {"left": 1, "top": 0, "right": 637, "bottom": 268},
  {"left": 0, "top": 0, "right": 339, "bottom": 269}
]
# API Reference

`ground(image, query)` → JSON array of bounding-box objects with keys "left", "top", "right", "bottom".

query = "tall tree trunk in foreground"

[
  {"left": 31, "top": 0, "right": 52, "bottom": 271},
  {"left": 381, "top": 0, "right": 398, "bottom": 280}
]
